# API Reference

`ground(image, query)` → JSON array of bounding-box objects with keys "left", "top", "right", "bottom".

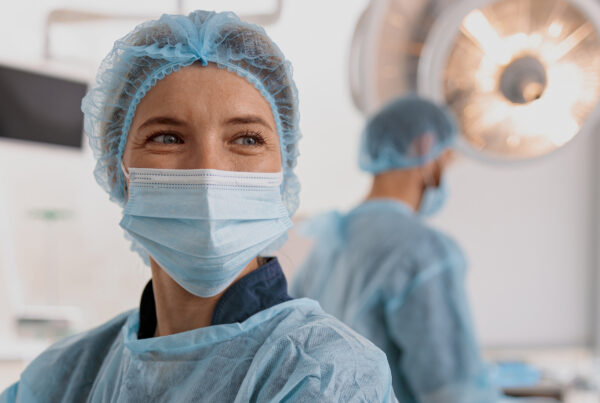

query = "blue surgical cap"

[
  {"left": 82, "top": 10, "right": 301, "bottom": 215},
  {"left": 358, "top": 95, "right": 457, "bottom": 173}
]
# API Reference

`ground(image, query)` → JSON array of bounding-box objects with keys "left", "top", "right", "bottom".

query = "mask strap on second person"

[
  {"left": 418, "top": 158, "right": 448, "bottom": 217},
  {"left": 420, "top": 159, "right": 441, "bottom": 191}
]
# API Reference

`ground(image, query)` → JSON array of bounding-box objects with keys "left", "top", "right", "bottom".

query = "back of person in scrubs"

[
  {"left": 0, "top": 11, "right": 396, "bottom": 402},
  {"left": 291, "top": 96, "right": 499, "bottom": 402}
]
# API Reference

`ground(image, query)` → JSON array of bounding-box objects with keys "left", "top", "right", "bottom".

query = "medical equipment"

[{"left": 350, "top": 0, "right": 600, "bottom": 161}]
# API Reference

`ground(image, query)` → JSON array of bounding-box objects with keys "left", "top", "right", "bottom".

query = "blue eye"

[
  {"left": 234, "top": 136, "right": 258, "bottom": 146},
  {"left": 150, "top": 133, "right": 182, "bottom": 144}
]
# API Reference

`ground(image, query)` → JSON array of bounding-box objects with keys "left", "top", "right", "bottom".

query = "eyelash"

[
  {"left": 235, "top": 130, "right": 266, "bottom": 146},
  {"left": 146, "top": 131, "right": 183, "bottom": 144}
]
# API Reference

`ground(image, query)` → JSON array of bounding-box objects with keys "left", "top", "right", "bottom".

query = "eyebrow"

[
  {"left": 138, "top": 116, "right": 187, "bottom": 130},
  {"left": 225, "top": 115, "right": 274, "bottom": 131},
  {"left": 137, "top": 115, "right": 274, "bottom": 131}
]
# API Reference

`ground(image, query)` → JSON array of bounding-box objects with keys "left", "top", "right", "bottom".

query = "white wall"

[{"left": 0, "top": 0, "right": 596, "bottom": 350}]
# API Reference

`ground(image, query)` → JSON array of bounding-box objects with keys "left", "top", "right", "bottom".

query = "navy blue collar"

[{"left": 138, "top": 258, "right": 292, "bottom": 339}]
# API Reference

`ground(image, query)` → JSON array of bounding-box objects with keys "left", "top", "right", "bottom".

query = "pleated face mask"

[{"left": 119, "top": 167, "right": 293, "bottom": 297}]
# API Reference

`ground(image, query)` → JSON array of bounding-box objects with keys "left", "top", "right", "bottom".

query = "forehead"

[{"left": 133, "top": 63, "right": 275, "bottom": 123}]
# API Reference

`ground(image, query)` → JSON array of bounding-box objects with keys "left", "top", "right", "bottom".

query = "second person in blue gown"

[{"left": 292, "top": 95, "right": 500, "bottom": 403}]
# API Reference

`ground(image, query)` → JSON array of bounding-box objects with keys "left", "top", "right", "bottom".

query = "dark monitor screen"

[{"left": 0, "top": 64, "right": 88, "bottom": 148}]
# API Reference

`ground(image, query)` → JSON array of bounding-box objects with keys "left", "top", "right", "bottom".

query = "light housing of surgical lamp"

[{"left": 351, "top": 0, "right": 600, "bottom": 161}]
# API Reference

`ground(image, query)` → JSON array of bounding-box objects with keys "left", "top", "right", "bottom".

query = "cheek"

[
  {"left": 233, "top": 148, "right": 282, "bottom": 173},
  {"left": 122, "top": 133, "right": 181, "bottom": 169},
  {"left": 121, "top": 134, "right": 145, "bottom": 166},
  {"left": 265, "top": 142, "right": 283, "bottom": 170},
  {"left": 260, "top": 138, "right": 283, "bottom": 172}
]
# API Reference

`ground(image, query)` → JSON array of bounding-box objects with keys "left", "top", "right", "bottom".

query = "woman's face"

[{"left": 122, "top": 63, "right": 281, "bottom": 172}]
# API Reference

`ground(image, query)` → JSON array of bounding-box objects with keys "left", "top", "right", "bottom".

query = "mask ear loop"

[
  {"left": 121, "top": 161, "right": 130, "bottom": 201},
  {"left": 420, "top": 160, "right": 437, "bottom": 190}
]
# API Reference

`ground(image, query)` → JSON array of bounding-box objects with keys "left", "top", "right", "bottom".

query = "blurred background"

[{"left": 1, "top": 0, "right": 600, "bottom": 401}]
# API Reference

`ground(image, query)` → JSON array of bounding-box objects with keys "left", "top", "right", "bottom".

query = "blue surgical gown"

[
  {"left": 291, "top": 200, "right": 499, "bottom": 403},
  {"left": 1, "top": 258, "right": 396, "bottom": 402}
]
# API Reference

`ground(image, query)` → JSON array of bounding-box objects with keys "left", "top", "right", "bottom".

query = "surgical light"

[{"left": 350, "top": 0, "right": 600, "bottom": 161}]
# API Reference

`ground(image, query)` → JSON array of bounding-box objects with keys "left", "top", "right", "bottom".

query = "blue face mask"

[
  {"left": 119, "top": 167, "right": 293, "bottom": 297},
  {"left": 419, "top": 177, "right": 448, "bottom": 217}
]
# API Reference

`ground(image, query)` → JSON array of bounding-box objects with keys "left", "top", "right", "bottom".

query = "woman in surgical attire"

[
  {"left": 0, "top": 11, "right": 396, "bottom": 402},
  {"left": 292, "top": 96, "right": 500, "bottom": 402}
]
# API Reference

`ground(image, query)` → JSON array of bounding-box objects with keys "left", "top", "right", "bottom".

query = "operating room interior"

[{"left": 1, "top": 0, "right": 600, "bottom": 401}]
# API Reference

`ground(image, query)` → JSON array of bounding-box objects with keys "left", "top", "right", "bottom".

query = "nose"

[
  {"left": 182, "top": 130, "right": 228, "bottom": 170},
  {"left": 187, "top": 152, "right": 218, "bottom": 170}
]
